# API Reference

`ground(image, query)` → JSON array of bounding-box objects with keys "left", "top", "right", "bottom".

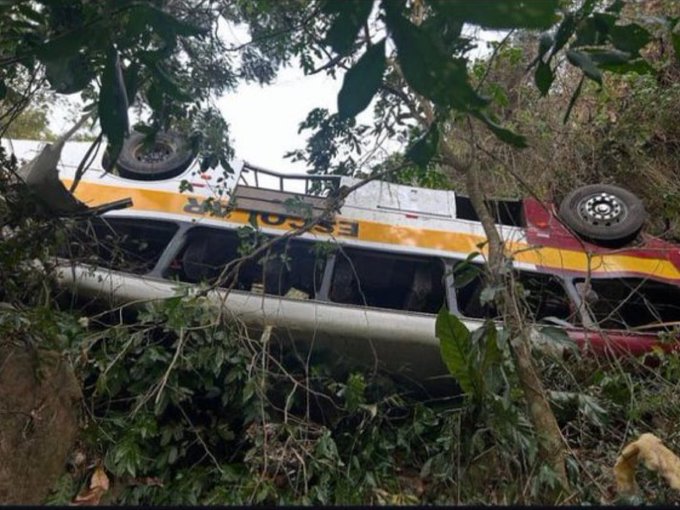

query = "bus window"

[
  {"left": 255, "top": 239, "right": 326, "bottom": 298},
  {"left": 173, "top": 227, "right": 325, "bottom": 298},
  {"left": 576, "top": 277, "right": 680, "bottom": 330},
  {"left": 517, "top": 271, "right": 573, "bottom": 321},
  {"left": 65, "top": 218, "right": 178, "bottom": 275},
  {"left": 453, "top": 263, "right": 574, "bottom": 322},
  {"left": 452, "top": 266, "right": 499, "bottom": 319},
  {"left": 329, "top": 248, "right": 445, "bottom": 313}
]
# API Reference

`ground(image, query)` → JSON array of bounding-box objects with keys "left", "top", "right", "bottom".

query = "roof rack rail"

[{"left": 239, "top": 162, "right": 341, "bottom": 196}]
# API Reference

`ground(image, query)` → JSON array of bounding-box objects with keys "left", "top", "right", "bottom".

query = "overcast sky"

[
  {"left": 48, "top": 22, "right": 502, "bottom": 175},
  {"left": 217, "top": 66, "right": 347, "bottom": 173}
]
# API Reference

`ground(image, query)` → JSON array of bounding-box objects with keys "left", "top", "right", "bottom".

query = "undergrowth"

[
  {"left": 14, "top": 294, "right": 674, "bottom": 505},
  {"left": 1, "top": 142, "right": 680, "bottom": 504}
]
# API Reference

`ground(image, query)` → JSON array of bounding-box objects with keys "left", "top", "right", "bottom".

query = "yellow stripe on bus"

[{"left": 65, "top": 180, "right": 680, "bottom": 281}]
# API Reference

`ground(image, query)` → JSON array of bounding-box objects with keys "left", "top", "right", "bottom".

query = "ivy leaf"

[
  {"left": 436, "top": 309, "right": 474, "bottom": 395},
  {"left": 99, "top": 47, "right": 129, "bottom": 166},
  {"left": 337, "top": 38, "right": 385, "bottom": 119},
  {"left": 535, "top": 60, "right": 554, "bottom": 96},
  {"left": 386, "top": 11, "right": 488, "bottom": 111},
  {"left": 323, "top": 0, "right": 374, "bottom": 56},
  {"left": 405, "top": 123, "right": 440, "bottom": 168},
  {"left": 430, "top": 0, "right": 559, "bottom": 30},
  {"left": 567, "top": 49, "right": 602, "bottom": 85}
]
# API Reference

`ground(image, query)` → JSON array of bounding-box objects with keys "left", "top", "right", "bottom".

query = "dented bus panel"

[{"left": 5, "top": 138, "right": 680, "bottom": 389}]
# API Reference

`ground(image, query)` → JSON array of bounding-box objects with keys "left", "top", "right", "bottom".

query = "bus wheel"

[
  {"left": 558, "top": 184, "right": 646, "bottom": 245},
  {"left": 103, "top": 131, "right": 195, "bottom": 180}
]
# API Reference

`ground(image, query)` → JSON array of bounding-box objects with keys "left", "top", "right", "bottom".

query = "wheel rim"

[
  {"left": 133, "top": 141, "right": 174, "bottom": 164},
  {"left": 577, "top": 192, "right": 628, "bottom": 227}
]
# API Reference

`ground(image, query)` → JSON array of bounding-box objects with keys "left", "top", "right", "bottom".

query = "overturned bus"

[{"left": 6, "top": 134, "right": 680, "bottom": 389}]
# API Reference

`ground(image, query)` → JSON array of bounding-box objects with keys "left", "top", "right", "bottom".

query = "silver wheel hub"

[
  {"left": 578, "top": 192, "right": 626, "bottom": 226},
  {"left": 134, "top": 142, "right": 173, "bottom": 164}
]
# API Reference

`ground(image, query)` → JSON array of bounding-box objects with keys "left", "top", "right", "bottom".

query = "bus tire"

[
  {"left": 558, "top": 184, "right": 646, "bottom": 245},
  {"left": 104, "top": 131, "right": 195, "bottom": 181}
]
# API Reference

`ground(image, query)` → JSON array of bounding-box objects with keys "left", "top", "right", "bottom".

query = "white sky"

[
  {"left": 48, "top": 22, "right": 503, "bottom": 175},
  {"left": 217, "top": 66, "right": 346, "bottom": 173}
]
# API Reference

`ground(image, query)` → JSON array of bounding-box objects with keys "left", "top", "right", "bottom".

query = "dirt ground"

[{"left": 0, "top": 343, "right": 81, "bottom": 504}]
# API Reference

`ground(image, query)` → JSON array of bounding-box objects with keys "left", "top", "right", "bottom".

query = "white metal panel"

[
  {"left": 2, "top": 138, "right": 243, "bottom": 197},
  {"left": 340, "top": 176, "right": 456, "bottom": 218}
]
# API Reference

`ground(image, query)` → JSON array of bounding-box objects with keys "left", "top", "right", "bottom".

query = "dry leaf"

[
  {"left": 614, "top": 433, "right": 680, "bottom": 496},
  {"left": 71, "top": 466, "right": 110, "bottom": 506}
]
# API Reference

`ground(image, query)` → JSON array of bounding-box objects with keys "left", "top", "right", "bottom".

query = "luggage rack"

[{"left": 238, "top": 162, "right": 341, "bottom": 196}]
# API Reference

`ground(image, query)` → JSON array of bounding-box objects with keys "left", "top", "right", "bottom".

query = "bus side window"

[
  {"left": 517, "top": 271, "right": 573, "bottom": 322},
  {"left": 578, "top": 277, "right": 680, "bottom": 330},
  {"left": 171, "top": 227, "right": 325, "bottom": 298},
  {"left": 65, "top": 218, "right": 179, "bottom": 275},
  {"left": 453, "top": 263, "right": 574, "bottom": 323},
  {"left": 452, "top": 263, "right": 499, "bottom": 319},
  {"left": 329, "top": 248, "right": 445, "bottom": 313}
]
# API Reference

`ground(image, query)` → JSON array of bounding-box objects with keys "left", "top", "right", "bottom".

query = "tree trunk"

[{"left": 441, "top": 142, "right": 569, "bottom": 496}]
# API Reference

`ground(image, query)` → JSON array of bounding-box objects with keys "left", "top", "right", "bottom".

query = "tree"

[{"left": 0, "top": 0, "right": 672, "bottom": 503}]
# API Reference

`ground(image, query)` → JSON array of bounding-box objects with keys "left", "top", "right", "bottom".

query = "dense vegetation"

[{"left": 1, "top": 0, "right": 680, "bottom": 505}]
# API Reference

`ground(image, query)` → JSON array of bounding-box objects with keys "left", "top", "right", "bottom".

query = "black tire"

[
  {"left": 103, "top": 131, "right": 195, "bottom": 180},
  {"left": 558, "top": 184, "right": 646, "bottom": 245}
]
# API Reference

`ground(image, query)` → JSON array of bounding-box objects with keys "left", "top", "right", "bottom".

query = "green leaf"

[
  {"left": 610, "top": 23, "right": 651, "bottom": 55},
  {"left": 430, "top": 0, "right": 559, "bottom": 29},
  {"left": 33, "top": 26, "right": 93, "bottom": 61},
  {"left": 573, "top": 14, "right": 614, "bottom": 48},
  {"left": 587, "top": 50, "right": 654, "bottom": 74},
  {"left": 99, "top": 47, "right": 129, "bottom": 165},
  {"left": 452, "top": 263, "right": 480, "bottom": 289},
  {"left": 538, "top": 33, "right": 553, "bottom": 60},
  {"left": 44, "top": 54, "right": 94, "bottom": 94},
  {"left": 550, "top": 12, "right": 577, "bottom": 59},
  {"left": 152, "top": 63, "right": 192, "bottom": 102},
  {"left": 323, "top": 0, "right": 374, "bottom": 56},
  {"left": 386, "top": 12, "right": 488, "bottom": 111},
  {"left": 606, "top": 0, "right": 625, "bottom": 13},
  {"left": 673, "top": 32, "right": 680, "bottom": 63},
  {"left": 475, "top": 111, "right": 527, "bottom": 148},
  {"left": 405, "top": 124, "right": 439, "bottom": 168},
  {"left": 0, "top": 80, "right": 6, "bottom": 100},
  {"left": 479, "top": 320, "right": 501, "bottom": 376},
  {"left": 566, "top": 49, "right": 602, "bottom": 85},
  {"left": 436, "top": 309, "right": 474, "bottom": 395},
  {"left": 479, "top": 285, "right": 502, "bottom": 306},
  {"left": 563, "top": 75, "right": 584, "bottom": 124},
  {"left": 538, "top": 324, "right": 578, "bottom": 352},
  {"left": 535, "top": 61, "right": 554, "bottom": 96},
  {"left": 123, "top": 62, "right": 140, "bottom": 106},
  {"left": 130, "top": 4, "right": 207, "bottom": 39},
  {"left": 338, "top": 38, "right": 385, "bottom": 119}
]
